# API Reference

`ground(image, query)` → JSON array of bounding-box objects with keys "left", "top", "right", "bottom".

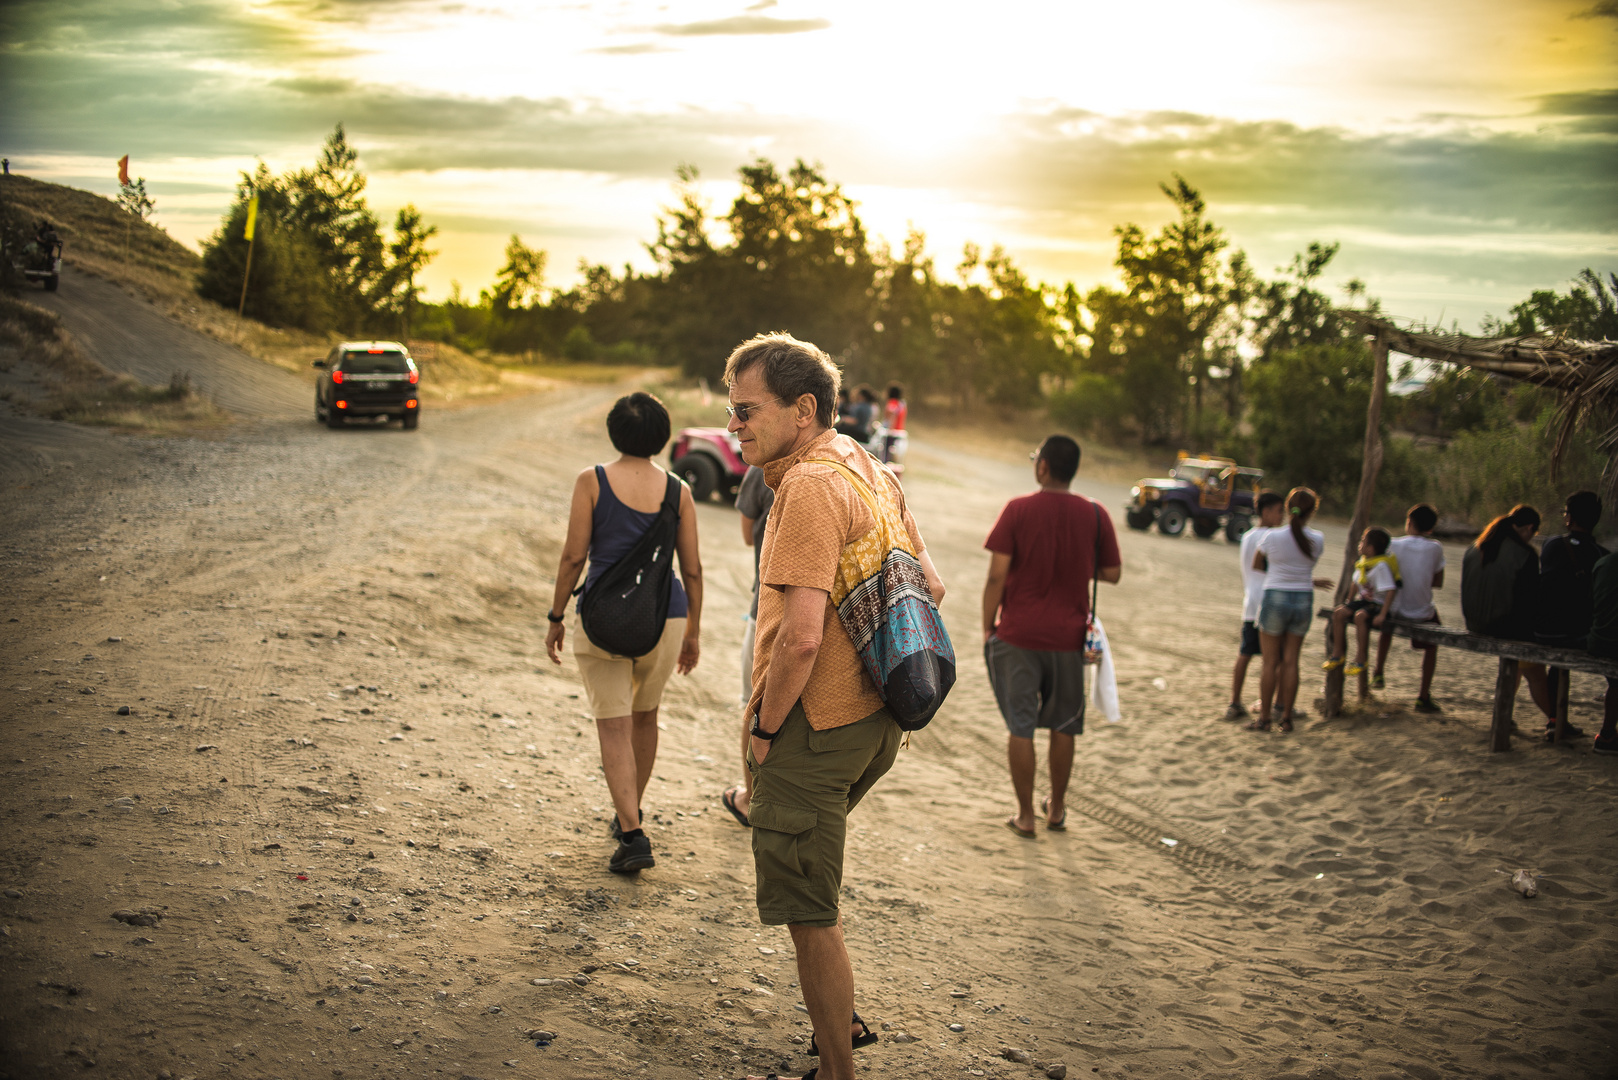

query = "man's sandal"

[{"left": 807, "top": 1013, "right": 877, "bottom": 1056}]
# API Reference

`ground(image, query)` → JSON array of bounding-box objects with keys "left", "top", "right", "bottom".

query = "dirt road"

[{"left": 2, "top": 286, "right": 1616, "bottom": 1080}]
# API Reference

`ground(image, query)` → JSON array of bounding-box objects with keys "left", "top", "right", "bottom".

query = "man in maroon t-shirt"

[{"left": 982, "top": 435, "right": 1122, "bottom": 837}]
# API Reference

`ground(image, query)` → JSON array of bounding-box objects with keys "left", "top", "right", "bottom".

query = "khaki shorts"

[
  {"left": 572, "top": 614, "right": 685, "bottom": 719},
  {"left": 746, "top": 701, "right": 900, "bottom": 927}
]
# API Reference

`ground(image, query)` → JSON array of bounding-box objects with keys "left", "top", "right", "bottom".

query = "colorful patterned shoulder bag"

[{"left": 807, "top": 459, "right": 956, "bottom": 731}]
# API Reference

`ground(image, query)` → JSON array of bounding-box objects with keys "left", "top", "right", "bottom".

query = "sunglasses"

[{"left": 725, "top": 398, "right": 786, "bottom": 423}]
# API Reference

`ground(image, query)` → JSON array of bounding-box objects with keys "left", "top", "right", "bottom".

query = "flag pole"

[{"left": 237, "top": 193, "right": 259, "bottom": 318}]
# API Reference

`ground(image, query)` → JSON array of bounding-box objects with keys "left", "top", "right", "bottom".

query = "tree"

[
  {"left": 1245, "top": 340, "right": 1375, "bottom": 508},
  {"left": 283, "top": 124, "right": 387, "bottom": 326},
  {"left": 490, "top": 235, "right": 547, "bottom": 311},
  {"left": 1486, "top": 269, "right": 1618, "bottom": 340},
  {"left": 117, "top": 178, "right": 155, "bottom": 221},
  {"left": 373, "top": 204, "right": 438, "bottom": 338},
  {"left": 195, "top": 164, "right": 333, "bottom": 330}
]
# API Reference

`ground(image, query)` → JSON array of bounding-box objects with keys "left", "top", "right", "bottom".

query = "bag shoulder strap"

[
  {"left": 804, "top": 458, "right": 881, "bottom": 522},
  {"left": 660, "top": 471, "right": 681, "bottom": 515}
]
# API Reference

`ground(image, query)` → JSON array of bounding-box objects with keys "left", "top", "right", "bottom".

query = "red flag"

[{"left": 117, "top": 155, "right": 130, "bottom": 186}]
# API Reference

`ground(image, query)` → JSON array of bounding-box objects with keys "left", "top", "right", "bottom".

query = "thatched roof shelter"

[
  {"left": 1321, "top": 311, "right": 1618, "bottom": 608},
  {"left": 1337, "top": 310, "right": 1618, "bottom": 498}
]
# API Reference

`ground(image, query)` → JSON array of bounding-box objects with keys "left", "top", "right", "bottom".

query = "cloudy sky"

[{"left": 2, "top": 0, "right": 1615, "bottom": 328}]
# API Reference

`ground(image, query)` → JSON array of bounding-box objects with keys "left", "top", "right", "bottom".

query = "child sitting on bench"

[{"left": 1325, "top": 526, "right": 1398, "bottom": 677}]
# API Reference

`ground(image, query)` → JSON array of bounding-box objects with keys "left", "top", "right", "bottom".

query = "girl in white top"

[{"left": 1249, "top": 487, "right": 1332, "bottom": 732}]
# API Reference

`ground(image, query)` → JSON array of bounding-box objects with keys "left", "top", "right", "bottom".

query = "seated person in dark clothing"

[
  {"left": 1536, "top": 490, "right": 1608, "bottom": 648},
  {"left": 1587, "top": 552, "right": 1618, "bottom": 755},
  {"left": 1462, "top": 505, "right": 1558, "bottom": 732}
]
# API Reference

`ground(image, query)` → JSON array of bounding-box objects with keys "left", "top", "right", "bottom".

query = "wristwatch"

[
  {"left": 546, "top": 610, "right": 565, "bottom": 624},
  {"left": 749, "top": 714, "right": 781, "bottom": 741}
]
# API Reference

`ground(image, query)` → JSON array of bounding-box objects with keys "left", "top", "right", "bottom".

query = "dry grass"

[{"left": 0, "top": 292, "right": 229, "bottom": 433}]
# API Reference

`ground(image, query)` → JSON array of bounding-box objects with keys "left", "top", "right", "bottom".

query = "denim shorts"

[{"left": 1258, "top": 589, "right": 1314, "bottom": 638}]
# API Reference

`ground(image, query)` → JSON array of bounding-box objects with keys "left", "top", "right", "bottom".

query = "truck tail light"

[
  {"left": 405, "top": 399, "right": 418, "bottom": 409},
  {"left": 332, "top": 371, "right": 345, "bottom": 384},
  {"left": 336, "top": 400, "right": 348, "bottom": 409},
  {"left": 408, "top": 371, "right": 419, "bottom": 384}
]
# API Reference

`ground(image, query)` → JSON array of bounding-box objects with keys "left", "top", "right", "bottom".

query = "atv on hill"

[{"left": 1125, "top": 452, "right": 1263, "bottom": 542}]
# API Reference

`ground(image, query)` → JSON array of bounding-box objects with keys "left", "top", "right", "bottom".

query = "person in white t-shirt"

[
  {"left": 1249, "top": 487, "right": 1334, "bottom": 733},
  {"left": 1325, "top": 526, "right": 1398, "bottom": 677},
  {"left": 1374, "top": 503, "right": 1446, "bottom": 712},
  {"left": 1226, "top": 491, "right": 1286, "bottom": 721}
]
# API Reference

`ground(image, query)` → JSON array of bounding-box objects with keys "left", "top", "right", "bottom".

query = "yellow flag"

[{"left": 244, "top": 194, "right": 259, "bottom": 241}]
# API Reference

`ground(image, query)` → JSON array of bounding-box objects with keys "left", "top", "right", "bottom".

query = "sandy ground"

[{"left": 2, "top": 281, "right": 1617, "bottom": 1080}]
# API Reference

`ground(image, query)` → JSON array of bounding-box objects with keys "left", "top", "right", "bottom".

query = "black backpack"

[{"left": 578, "top": 473, "right": 681, "bottom": 658}]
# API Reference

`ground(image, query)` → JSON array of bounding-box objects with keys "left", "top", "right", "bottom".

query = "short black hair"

[
  {"left": 1363, "top": 526, "right": 1391, "bottom": 555},
  {"left": 1256, "top": 490, "right": 1284, "bottom": 513},
  {"left": 1567, "top": 490, "right": 1603, "bottom": 531},
  {"left": 1038, "top": 435, "right": 1080, "bottom": 484},
  {"left": 1407, "top": 503, "right": 1439, "bottom": 533},
  {"left": 606, "top": 391, "right": 671, "bottom": 458}
]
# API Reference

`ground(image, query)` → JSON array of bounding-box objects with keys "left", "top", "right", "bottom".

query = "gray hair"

[{"left": 721, "top": 332, "right": 841, "bottom": 428}]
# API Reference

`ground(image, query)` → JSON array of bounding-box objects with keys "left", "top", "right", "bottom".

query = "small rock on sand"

[
  {"left": 1003, "top": 1048, "right": 1032, "bottom": 1063},
  {"left": 1045, "top": 1065, "right": 1067, "bottom": 1079},
  {"left": 1511, "top": 869, "right": 1538, "bottom": 898},
  {"left": 195, "top": 744, "right": 217, "bottom": 753},
  {"left": 948, "top": 1023, "right": 966, "bottom": 1033}
]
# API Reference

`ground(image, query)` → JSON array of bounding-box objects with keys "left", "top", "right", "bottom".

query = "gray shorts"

[{"left": 984, "top": 636, "right": 1086, "bottom": 739}]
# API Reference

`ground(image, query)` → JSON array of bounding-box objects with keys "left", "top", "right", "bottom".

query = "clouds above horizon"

[{"left": 1, "top": 0, "right": 1613, "bottom": 325}]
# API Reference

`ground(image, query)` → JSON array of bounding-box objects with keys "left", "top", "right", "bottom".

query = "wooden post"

[
  {"left": 1336, "top": 332, "right": 1391, "bottom": 604},
  {"left": 1491, "top": 657, "right": 1519, "bottom": 751},
  {"left": 1552, "top": 668, "right": 1572, "bottom": 744},
  {"left": 1323, "top": 331, "right": 1389, "bottom": 718},
  {"left": 1357, "top": 665, "right": 1370, "bottom": 703}
]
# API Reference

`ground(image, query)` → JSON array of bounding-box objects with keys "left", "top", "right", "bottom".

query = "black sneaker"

[
  {"left": 608, "top": 833, "right": 654, "bottom": 874},
  {"left": 1413, "top": 697, "right": 1441, "bottom": 714},
  {"left": 1594, "top": 732, "right": 1618, "bottom": 756},
  {"left": 1544, "top": 722, "right": 1587, "bottom": 742}
]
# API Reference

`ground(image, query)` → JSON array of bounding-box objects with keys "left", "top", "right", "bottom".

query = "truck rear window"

[{"left": 340, "top": 351, "right": 412, "bottom": 374}]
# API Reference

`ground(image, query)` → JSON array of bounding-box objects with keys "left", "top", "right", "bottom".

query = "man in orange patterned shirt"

[{"left": 725, "top": 333, "right": 945, "bottom": 1080}]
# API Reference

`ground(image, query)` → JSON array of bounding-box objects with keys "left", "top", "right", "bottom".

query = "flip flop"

[
  {"left": 1040, "top": 796, "right": 1067, "bottom": 831},
  {"left": 721, "top": 786, "right": 751, "bottom": 828},
  {"left": 1245, "top": 718, "right": 1271, "bottom": 732},
  {"left": 1005, "top": 817, "right": 1036, "bottom": 839}
]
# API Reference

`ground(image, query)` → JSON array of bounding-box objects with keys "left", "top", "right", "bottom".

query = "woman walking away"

[
  {"left": 1249, "top": 488, "right": 1333, "bottom": 733},
  {"left": 1462, "top": 504, "right": 1558, "bottom": 733},
  {"left": 546, "top": 392, "right": 703, "bottom": 874}
]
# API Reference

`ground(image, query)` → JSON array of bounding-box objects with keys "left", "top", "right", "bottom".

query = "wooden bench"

[{"left": 1318, "top": 611, "right": 1618, "bottom": 750}]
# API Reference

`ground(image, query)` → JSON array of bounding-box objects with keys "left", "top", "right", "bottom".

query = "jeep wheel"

[
  {"left": 1225, "top": 514, "right": 1252, "bottom": 543},
  {"left": 43, "top": 274, "right": 59, "bottom": 293},
  {"left": 1192, "top": 516, "right": 1220, "bottom": 539},
  {"left": 326, "top": 407, "right": 345, "bottom": 429},
  {"left": 402, "top": 411, "right": 419, "bottom": 430},
  {"left": 1157, "top": 504, "right": 1188, "bottom": 537},
  {"left": 1125, "top": 507, "right": 1154, "bottom": 531},
  {"left": 672, "top": 453, "right": 720, "bottom": 501}
]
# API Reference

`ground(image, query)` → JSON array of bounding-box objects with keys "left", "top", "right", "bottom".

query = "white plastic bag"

[{"left": 1088, "top": 616, "right": 1121, "bottom": 723}]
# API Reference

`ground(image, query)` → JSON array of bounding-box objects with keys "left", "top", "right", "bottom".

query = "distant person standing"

[
  {"left": 545, "top": 392, "right": 704, "bottom": 874},
  {"left": 983, "top": 435, "right": 1121, "bottom": 836},
  {"left": 722, "top": 464, "right": 774, "bottom": 828},
  {"left": 1226, "top": 491, "right": 1285, "bottom": 721},
  {"left": 881, "top": 383, "right": 907, "bottom": 462},
  {"left": 1249, "top": 487, "right": 1332, "bottom": 733},
  {"left": 1373, "top": 503, "right": 1447, "bottom": 712}
]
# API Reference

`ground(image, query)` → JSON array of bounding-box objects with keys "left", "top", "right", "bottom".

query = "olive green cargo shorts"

[{"left": 746, "top": 701, "right": 901, "bottom": 927}]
